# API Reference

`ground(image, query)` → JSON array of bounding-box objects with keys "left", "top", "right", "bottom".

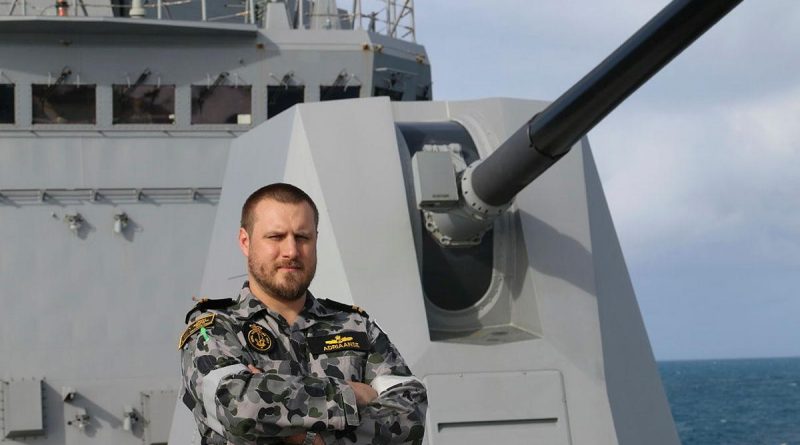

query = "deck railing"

[{"left": 0, "top": 0, "right": 416, "bottom": 41}]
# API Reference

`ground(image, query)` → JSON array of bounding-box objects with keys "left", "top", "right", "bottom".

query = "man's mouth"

[{"left": 276, "top": 262, "right": 303, "bottom": 271}]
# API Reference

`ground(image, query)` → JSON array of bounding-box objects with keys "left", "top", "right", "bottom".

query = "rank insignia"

[
  {"left": 308, "top": 331, "right": 369, "bottom": 355},
  {"left": 178, "top": 313, "right": 215, "bottom": 349},
  {"left": 244, "top": 322, "right": 274, "bottom": 353},
  {"left": 319, "top": 298, "right": 369, "bottom": 318}
]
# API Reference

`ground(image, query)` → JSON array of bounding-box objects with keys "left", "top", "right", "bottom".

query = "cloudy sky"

[{"left": 415, "top": 0, "right": 800, "bottom": 360}]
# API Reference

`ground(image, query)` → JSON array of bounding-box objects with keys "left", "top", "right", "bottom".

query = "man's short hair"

[{"left": 240, "top": 183, "right": 319, "bottom": 234}]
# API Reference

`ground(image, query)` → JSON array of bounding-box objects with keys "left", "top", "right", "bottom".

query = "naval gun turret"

[
  {"left": 416, "top": 0, "right": 742, "bottom": 248},
  {"left": 173, "top": 1, "right": 742, "bottom": 444}
]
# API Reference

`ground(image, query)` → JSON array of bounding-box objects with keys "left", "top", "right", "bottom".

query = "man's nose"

[{"left": 280, "top": 236, "right": 299, "bottom": 258}]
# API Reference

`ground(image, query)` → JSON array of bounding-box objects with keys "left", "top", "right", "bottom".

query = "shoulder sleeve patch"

[
  {"left": 178, "top": 313, "right": 216, "bottom": 350},
  {"left": 319, "top": 298, "right": 369, "bottom": 318}
]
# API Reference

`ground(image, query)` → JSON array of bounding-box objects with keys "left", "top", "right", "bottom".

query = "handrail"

[{"left": 1, "top": 0, "right": 417, "bottom": 41}]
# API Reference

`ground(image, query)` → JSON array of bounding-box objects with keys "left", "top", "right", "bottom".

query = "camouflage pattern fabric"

[{"left": 180, "top": 284, "right": 427, "bottom": 444}]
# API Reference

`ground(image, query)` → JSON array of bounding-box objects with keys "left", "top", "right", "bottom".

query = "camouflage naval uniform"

[{"left": 179, "top": 283, "right": 427, "bottom": 445}]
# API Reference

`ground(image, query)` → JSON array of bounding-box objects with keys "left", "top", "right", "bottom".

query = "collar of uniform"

[
  {"left": 291, "top": 291, "right": 338, "bottom": 330},
  {"left": 303, "top": 291, "right": 339, "bottom": 319},
  {"left": 230, "top": 283, "right": 337, "bottom": 324},
  {"left": 227, "top": 285, "right": 269, "bottom": 320}
]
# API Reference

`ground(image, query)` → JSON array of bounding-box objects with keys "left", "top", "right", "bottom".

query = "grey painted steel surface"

[{"left": 180, "top": 97, "right": 678, "bottom": 444}]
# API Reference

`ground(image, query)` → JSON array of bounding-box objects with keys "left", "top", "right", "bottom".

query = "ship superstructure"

[{"left": 0, "top": 2, "right": 428, "bottom": 444}]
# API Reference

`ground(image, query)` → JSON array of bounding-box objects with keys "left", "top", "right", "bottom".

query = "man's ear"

[{"left": 238, "top": 227, "right": 250, "bottom": 257}]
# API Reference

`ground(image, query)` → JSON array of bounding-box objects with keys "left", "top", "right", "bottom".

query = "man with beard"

[{"left": 179, "top": 183, "right": 427, "bottom": 445}]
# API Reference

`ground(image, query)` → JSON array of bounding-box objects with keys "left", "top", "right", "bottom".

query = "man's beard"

[{"left": 249, "top": 257, "right": 315, "bottom": 302}]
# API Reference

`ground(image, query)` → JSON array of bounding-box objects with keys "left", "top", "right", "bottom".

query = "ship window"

[
  {"left": 0, "top": 84, "right": 13, "bottom": 123},
  {"left": 32, "top": 85, "right": 96, "bottom": 124},
  {"left": 191, "top": 85, "right": 252, "bottom": 124},
  {"left": 416, "top": 85, "right": 432, "bottom": 101},
  {"left": 320, "top": 85, "right": 361, "bottom": 101},
  {"left": 374, "top": 86, "right": 403, "bottom": 101},
  {"left": 113, "top": 85, "right": 176, "bottom": 124},
  {"left": 267, "top": 85, "right": 305, "bottom": 119}
]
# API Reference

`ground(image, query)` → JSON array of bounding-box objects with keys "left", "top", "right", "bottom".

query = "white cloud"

[
  {"left": 416, "top": 0, "right": 668, "bottom": 101},
  {"left": 592, "top": 85, "right": 800, "bottom": 267},
  {"left": 727, "top": 87, "right": 800, "bottom": 157}
]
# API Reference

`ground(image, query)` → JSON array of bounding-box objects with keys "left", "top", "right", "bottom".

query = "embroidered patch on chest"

[
  {"left": 178, "top": 313, "right": 215, "bottom": 350},
  {"left": 308, "top": 331, "right": 369, "bottom": 355},
  {"left": 244, "top": 322, "right": 275, "bottom": 353}
]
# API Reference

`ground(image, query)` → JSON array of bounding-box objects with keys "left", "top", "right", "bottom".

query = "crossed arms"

[{"left": 180, "top": 314, "right": 427, "bottom": 444}]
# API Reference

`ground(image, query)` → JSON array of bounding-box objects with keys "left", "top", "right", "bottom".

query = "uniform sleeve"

[
  {"left": 347, "top": 319, "right": 427, "bottom": 444},
  {"left": 180, "top": 314, "right": 360, "bottom": 443}
]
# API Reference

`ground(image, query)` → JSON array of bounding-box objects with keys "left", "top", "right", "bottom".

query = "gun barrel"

[{"left": 472, "top": 0, "right": 742, "bottom": 207}]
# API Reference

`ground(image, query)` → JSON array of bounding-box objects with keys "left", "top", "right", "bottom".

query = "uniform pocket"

[{"left": 318, "top": 350, "right": 366, "bottom": 381}]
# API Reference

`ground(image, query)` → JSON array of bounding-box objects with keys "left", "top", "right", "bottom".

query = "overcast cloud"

[{"left": 416, "top": 0, "right": 800, "bottom": 360}]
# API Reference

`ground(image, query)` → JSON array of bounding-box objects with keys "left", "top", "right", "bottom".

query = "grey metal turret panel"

[{"left": 182, "top": 97, "right": 678, "bottom": 445}]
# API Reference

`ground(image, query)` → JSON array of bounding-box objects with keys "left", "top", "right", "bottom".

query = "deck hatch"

[
  {"left": 1, "top": 379, "right": 45, "bottom": 439},
  {"left": 424, "top": 371, "right": 570, "bottom": 445}
]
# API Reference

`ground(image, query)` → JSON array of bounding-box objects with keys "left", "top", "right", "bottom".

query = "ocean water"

[{"left": 659, "top": 357, "right": 800, "bottom": 445}]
